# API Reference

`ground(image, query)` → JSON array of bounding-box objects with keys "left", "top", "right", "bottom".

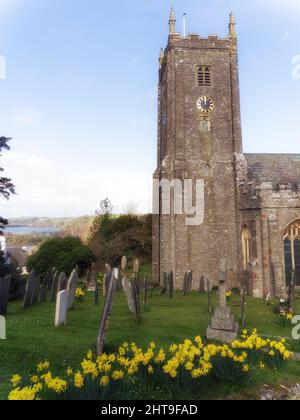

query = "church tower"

[{"left": 153, "top": 10, "right": 243, "bottom": 288}]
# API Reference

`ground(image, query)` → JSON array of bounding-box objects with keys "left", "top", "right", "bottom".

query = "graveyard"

[{"left": 1, "top": 262, "right": 300, "bottom": 400}]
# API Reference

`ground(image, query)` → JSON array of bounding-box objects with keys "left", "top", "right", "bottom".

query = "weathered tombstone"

[
  {"left": 55, "top": 290, "right": 68, "bottom": 327},
  {"left": 0, "top": 315, "right": 6, "bottom": 339},
  {"left": 206, "top": 259, "right": 238, "bottom": 344},
  {"left": 47, "top": 268, "right": 56, "bottom": 290},
  {"left": 96, "top": 275, "right": 117, "bottom": 355},
  {"left": 187, "top": 271, "right": 193, "bottom": 293},
  {"left": 105, "top": 263, "right": 111, "bottom": 274},
  {"left": 23, "top": 270, "right": 36, "bottom": 308},
  {"left": 122, "top": 277, "right": 136, "bottom": 314},
  {"left": 95, "top": 285, "right": 99, "bottom": 305},
  {"left": 31, "top": 274, "right": 41, "bottom": 305},
  {"left": 183, "top": 272, "right": 188, "bottom": 295},
  {"left": 57, "top": 272, "right": 67, "bottom": 292},
  {"left": 241, "top": 286, "right": 247, "bottom": 327},
  {"left": 207, "top": 277, "right": 213, "bottom": 313},
  {"left": 167, "top": 271, "right": 174, "bottom": 299},
  {"left": 50, "top": 271, "right": 59, "bottom": 302},
  {"left": 160, "top": 272, "right": 168, "bottom": 295},
  {"left": 133, "top": 258, "right": 140, "bottom": 275},
  {"left": 0, "top": 276, "right": 11, "bottom": 315},
  {"left": 87, "top": 263, "right": 98, "bottom": 291},
  {"left": 121, "top": 256, "right": 127, "bottom": 271},
  {"left": 143, "top": 274, "right": 148, "bottom": 306},
  {"left": 104, "top": 271, "right": 112, "bottom": 297},
  {"left": 39, "top": 278, "right": 48, "bottom": 303},
  {"left": 66, "top": 270, "right": 79, "bottom": 310},
  {"left": 199, "top": 276, "right": 205, "bottom": 294}
]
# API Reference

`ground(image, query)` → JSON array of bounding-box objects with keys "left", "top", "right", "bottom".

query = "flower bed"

[{"left": 8, "top": 330, "right": 292, "bottom": 400}]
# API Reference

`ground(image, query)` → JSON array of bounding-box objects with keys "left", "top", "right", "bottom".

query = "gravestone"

[
  {"left": 105, "top": 263, "right": 111, "bottom": 274},
  {"left": 0, "top": 276, "right": 11, "bottom": 315},
  {"left": 23, "top": 270, "right": 36, "bottom": 308},
  {"left": 199, "top": 276, "right": 205, "bottom": 293},
  {"left": 55, "top": 290, "right": 68, "bottom": 327},
  {"left": 183, "top": 272, "right": 188, "bottom": 295},
  {"left": 160, "top": 272, "right": 168, "bottom": 295},
  {"left": 97, "top": 274, "right": 117, "bottom": 355},
  {"left": 0, "top": 315, "right": 5, "bottom": 339},
  {"left": 187, "top": 271, "right": 193, "bottom": 293},
  {"left": 121, "top": 256, "right": 127, "bottom": 271},
  {"left": 167, "top": 271, "right": 174, "bottom": 299},
  {"left": 50, "top": 271, "right": 59, "bottom": 302},
  {"left": 206, "top": 259, "right": 238, "bottom": 344},
  {"left": 89, "top": 263, "right": 98, "bottom": 291},
  {"left": 122, "top": 277, "right": 136, "bottom": 314},
  {"left": 39, "top": 278, "right": 48, "bottom": 303},
  {"left": 95, "top": 285, "right": 99, "bottom": 305},
  {"left": 57, "top": 272, "right": 67, "bottom": 292},
  {"left": 133, "top": 258, "right": 140, "bottom": 275},
  {"left": 66, "top": 270, "right": 79, "bottom": 310},
  {"left": 31, "top": 275, "right": 41, "bottom": 305}
]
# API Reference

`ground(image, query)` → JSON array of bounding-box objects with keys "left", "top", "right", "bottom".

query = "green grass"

[{"left": 1, "top": 288, "right": 300, "bottom": 400}]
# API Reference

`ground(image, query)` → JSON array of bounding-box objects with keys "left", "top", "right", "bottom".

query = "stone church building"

[{"left": 153, "top": 9, "right": 300, "bottom": 298}]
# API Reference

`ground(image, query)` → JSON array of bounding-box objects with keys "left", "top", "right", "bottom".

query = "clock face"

[{"left": 197, "top": 96, "right": 214, "bottom": 113}]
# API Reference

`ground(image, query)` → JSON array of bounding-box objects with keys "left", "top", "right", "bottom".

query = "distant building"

[
  {"left": 153, "top": 9, "right": 300, "bottom": 298},
  {"left": 7, "top": 247, "right": 28, "bottom": 269}
]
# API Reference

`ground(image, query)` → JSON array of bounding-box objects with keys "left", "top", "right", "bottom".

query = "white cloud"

[
  {"left": 1, "top": 152, "right": 152, "bottom": 217},
  {"left": 13, "top": 107, "right": 42, "bottom": 127}
]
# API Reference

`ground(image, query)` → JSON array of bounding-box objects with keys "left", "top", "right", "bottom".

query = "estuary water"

[{"left": 5, "top": 226, "right": 60, "bottom": 236}]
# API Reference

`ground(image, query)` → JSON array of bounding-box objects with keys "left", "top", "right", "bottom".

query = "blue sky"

[{"left": 0, "top": 0, "right": 299, "bottom": 217}]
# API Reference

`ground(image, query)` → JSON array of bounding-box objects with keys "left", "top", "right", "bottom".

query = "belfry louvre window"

[{"left": 198, "top": 66, "right": 211, "bottom": 86}]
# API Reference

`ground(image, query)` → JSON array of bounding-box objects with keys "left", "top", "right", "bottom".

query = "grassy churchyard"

[{"left": 1, "top": 269, "right": 300, "bottom": 400}]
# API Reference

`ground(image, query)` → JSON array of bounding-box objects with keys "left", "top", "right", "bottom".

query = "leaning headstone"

[
  {"left": 66, "top": 270, "right": 79, "bottom": 310},
  {"left": 97, "top": 275, "right": 117, "bottom": 355},
  {"left": 23, "top": 270, "right": 36, "bottom": 308},
  {"left": 0, "top": 275, "right": 11, "bottom": 315},
  {"left": 31, "top": 275, "right": 41, "bottom": 305},
  {"left": 167, "top": 271, "right": 174, "bottom": 299},
  {"left": 206, "top": 259, "right": 238, "bottom": 344},
  {"left": 57, "top": 272, "right": 67, "bottom": 292},
  {"left": 50, "top": 271, "right": 59, "bottom": 302},
  {"left": 39, "top": 278, "right": 48, "bottom": 303},
  {"left": 55, "top": 290, "right": 69, "bottom": 327}
]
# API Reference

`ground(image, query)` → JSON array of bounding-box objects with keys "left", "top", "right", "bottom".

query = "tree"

[
  {"left": 27, "top": 237, "right": 96, "bottom": 276},
  {"left": 0, "top": 137, "right": 15, "bottom": 273}
]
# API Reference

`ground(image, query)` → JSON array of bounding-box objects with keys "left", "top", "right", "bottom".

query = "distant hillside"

[{"left": 7, "top": 216, "right": 95, "bottom": 242}]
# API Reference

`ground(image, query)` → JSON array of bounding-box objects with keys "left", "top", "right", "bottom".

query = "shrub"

[
  {"left": 88, "top": 214, "right": 152, "bottom": 268},
  {"left": 27, "top": 237, "right": 95, "bottom": 276}
]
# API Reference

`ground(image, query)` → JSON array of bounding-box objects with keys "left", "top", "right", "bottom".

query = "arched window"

[
  {"left": 284, "top": 220, "right": 300, "bottom": 286},
  {"left": 242, "top": 226, "right": 251, "bottom": 271},
  {"left": 198, "top": 66, "right": 211, "bottom": 86}
]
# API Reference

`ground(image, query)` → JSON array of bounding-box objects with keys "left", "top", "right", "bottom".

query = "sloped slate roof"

[
  {"left": 245, "top": 154, "right": 300, "bottom": 184},
  {"left": 7, "top": 247, "right": 28, "bottom": 267}
]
